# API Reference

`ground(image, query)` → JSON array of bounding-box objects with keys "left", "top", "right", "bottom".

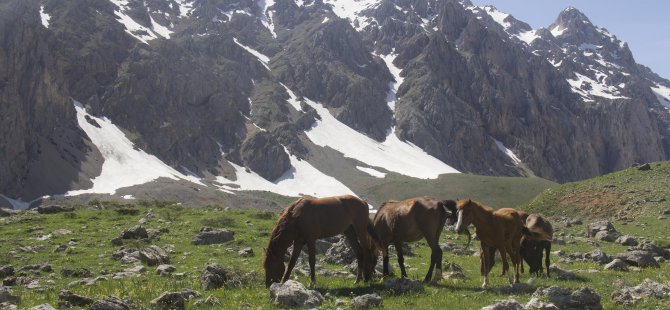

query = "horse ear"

[{"left": 467, "top": 199, "right": 472, "bottom": 204}]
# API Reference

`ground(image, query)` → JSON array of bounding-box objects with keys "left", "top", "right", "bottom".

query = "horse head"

[
  {"left": 454, "top": 199, "right": 474, "bottom": 234},
  {"left": 262, "top": 247, "right": 285, "bottom": 287},
  {"left": 440, "top": 199, "right": 458, "bottom": 225}
]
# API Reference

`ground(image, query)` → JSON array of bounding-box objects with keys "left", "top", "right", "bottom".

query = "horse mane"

[{"left": 263, "top": 198, "right": 302, "bottom": 267}]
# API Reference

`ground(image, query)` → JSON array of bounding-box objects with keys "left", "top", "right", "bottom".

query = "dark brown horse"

[
  {"left": 262, "top": 195, "right": 378, "bottom": 287},
  {"left": 520, "top": 214, "right": 554, "bottom": 277},
  {"left": 368, "top": 197, "right": 456, "bottom": 283},
  {"left": 454, "top": 199, "right": 550, "bottom": 288}
]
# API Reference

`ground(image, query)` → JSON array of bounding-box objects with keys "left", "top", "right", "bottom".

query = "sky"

[{"left": 471, "top": 0, "right": 670, "bottom": 80}]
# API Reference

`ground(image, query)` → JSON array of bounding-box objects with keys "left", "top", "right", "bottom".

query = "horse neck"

[{"left": 469, "top": 203, "right": 495, "bottom": 230}]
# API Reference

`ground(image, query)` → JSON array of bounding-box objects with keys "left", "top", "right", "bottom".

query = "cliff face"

[{"left": 2, "top": 0, "right": 670, "bottom": 201}]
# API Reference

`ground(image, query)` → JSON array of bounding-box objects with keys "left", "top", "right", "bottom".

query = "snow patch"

[
  {"left": 550, "top": 24, "right": 567, "bottom": 37},
  {"left": 121, "top": 195, "right": 136, "bottom": 200},
  {"left": 567, "top": 72, "right": 630, "bottom": 102},
  {"left": 281, "top": 83, "right": 304, "bottom": 111},
  {"left": 150, "top": 16, "right": 172, "bottom": 39},
  {"left": 39, "top": 6, "right": 51, "bottom": 28},
  {"left": 67, "top": 101, "right": 202, "bottom": 196},
  {"left": 516, "top": 30, "right": 539, "bottom": 45},
  {"left": 356, "top": 166, "right": 386, "bottom": 178},
  {"left": 377, "top": 52, "right": 404, "bottom": 112},
  {"left": 258, "top": 0, "right": 277, "bottom": 38},
  {"left": 175, "top": 0, "right": 194, "bottom": 18},
  {"left": 216, "top": 154, "right": 354, "bottom": 197},
  {"left": 494, "top": 139, "right": 521, "bottom": 166},
  {"left": 296, "top": 88, "right": 460, "bottom": 179},
  {"left": 482, "top": 6, "right": 511, "bottom": 30},
  {"left": 651, "top": 83, "right": 670, "bottom": 110},
  {"left": 322, "top": 17, "right": 329, "bottom": 24},
  {"left": 233, "top": 37, "right": 271, "bottom": 71},
  {"left": 109, "top": 0, "right": 157, "bottom": 44},
  {"left": 322, "top": 0, "right": 381, "bottom": 31}
]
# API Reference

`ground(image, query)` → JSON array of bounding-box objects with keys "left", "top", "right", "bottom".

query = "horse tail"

[
  {"left": 521, "top": 226, "right": 552, "bottom": 241},
  {"left": 366, "top": 220, "right": 382, "bottom": 252}
]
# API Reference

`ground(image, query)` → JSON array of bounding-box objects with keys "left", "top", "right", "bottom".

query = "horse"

[
  {"left": 454, "top": 199, "right": 551, "bottom": 288},
  {"left": 367, "top": 197, "right": 457, "bottom": 283},
  {"left": 262, "top": 195, "right": 379, "bottom": 287},
  {"left": 520, "top": 214, "right": 554, "bottom": 277}
]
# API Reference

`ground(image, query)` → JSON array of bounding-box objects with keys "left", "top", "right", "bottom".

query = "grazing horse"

[
  {"left": 368, "top": 197, "right": 456, "bottom": 283},
  {"left": 520, "top": 214, "right": 554, "bottom": 277},
  {"left": 454, "top": 199, "right": 550, "bottom": 288},
  {"left": 262, "top": 195, "right": 378, "bottom": 287}
]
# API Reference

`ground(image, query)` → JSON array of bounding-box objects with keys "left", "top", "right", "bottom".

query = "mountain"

[{"left": 2, "top": 0, "right": 669, "bottom": 208}]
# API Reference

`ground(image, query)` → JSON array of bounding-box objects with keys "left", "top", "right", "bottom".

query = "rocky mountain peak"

[{"left": 548, "top": 7, "right": 599, "bottom": 41}]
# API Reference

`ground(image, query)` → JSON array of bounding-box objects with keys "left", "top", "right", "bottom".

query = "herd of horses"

[{"left": 262, "top": 195, "right": 553, "bottom": 289}]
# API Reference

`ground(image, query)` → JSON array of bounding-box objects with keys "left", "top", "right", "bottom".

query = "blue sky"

[{"left": 471, "top": 0, "right": 670, "bottom": 80}]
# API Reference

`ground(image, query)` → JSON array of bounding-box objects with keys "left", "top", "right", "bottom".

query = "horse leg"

[
  {"left": 545, "top": 241, "right": 551, "bottom": 278},
  {"left": 497, "top": 245, "right": 511, "bottom": 284},
  {"left": 394, "top": 241, "right": 408, "bottom": 278},
  {"left": 307, "top": 239, "right": 317, "bottom": 288},
  {"left": 382, "top": 245, "right": 390, "bottom": 278},
  {"left": 343, "top": 227, "right": 364, "bottom": 283},
  {"left": 282, "top": 239, "right": 304, "bottom": 282},
  {"left": 423, "top": 234, "right": 442, "bottom": 283},
  {"left": 352, "top": 222, "right": 373, "bottom": 282},
  {"left": 481, "top": 244, "right": 491, "bottom": 288},
  {"left": 509, "top": 241, "right": 522, "bottom": 284}
]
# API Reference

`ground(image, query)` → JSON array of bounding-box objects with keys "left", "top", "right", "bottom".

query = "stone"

[
  {"left": 200, "top": 264, "right": 228, "bottom": 290},
  {"left": 323, "top": 238, "right": 356, "bottom": 265},
  {"left": 150, "top": 289, "right": 200, "bottom": 310},
  {"left": 594, "top": 230, "right": 618, "bottom": 242},
  {"left": 637, "top": 163, "right": 651, "bottom": 171},
  {"left": 269, "top": 280, "right": 324, "bottom": 308},
  {"left": 587, "top": 249, "right": 612, "bottom": 265},
  {"left": 238, "top": 247, "right": 254, "bottom": 257},
  {"left": 194, "top": 295, "right": 221, "bottom": 307},
  {"left": 120, "top": 225, "right": 148, "bottom": 239},
  {"left": 604, "top": 259, "right": 629, "bottom": 271},
  {"left": 351, "top": 293, "right": 382, "bottom": 308},
  {"left": 36, "top": 205, "right": 74, "bottom": 214},
  {"left": 587, "top": 221, "right": 617, "bottom": 238},
  {"left": 531, "top": 286, "right": 602, "bottom": 310},
  {"left": 112, "top": 248, "right": 141, "bottom": 263},
  {"left": 0, "top": 266, "right": 14, "bottom": 279},
  {"left": 524, "top": 297, "right": 559, "bottom": 310},
  {"left": 611, "top": 279, "right": 670, "bottom": 305},
  {"left": 616, "top": 251, "right": 660, "bottom": 268},
  {"left": 156, "top": 264, "right": 176, "bottom": 276},
  {"left": 552, "top": 250, "right": 565, "bottom": 256},
  {"left": 0, "top": 286, "right": 20, "bottom": 304},
  {"left": 548, "top": 265, "right": 578, "bottom": 280},
  {"left": 139, "top": 245, "right": 169, "bottom": 266},
  {"left": 616, "top": 235, "right": 638, "bottom": 246},
  {"left": 29, "top": 304, "right": 57, "bottom": 310},
  {"left": 89, "top": 296, "right": 132, "bottom": 310},
  {"left": 192, "top": 227, "right": 234, "bottom": 245},
  {"left": 58, "top": 290, "right": 94, "bottom": 307},
  {"left": 480, "top": 298, "right": 524, "bottom": 310},
  {"left": 628, "top": 242, "right": 670, "bottom": 259},
  {"left": 61, "top": 268, "right": 93, "bottom": 278},
  {"left": 564, "top": 218, "right": 582, "bottom": 227},
  {"left": 383, "top": 278, "right": 424, "bottom": 295},
  {"left": 443, "top": 262, "right": 466, "bottom": 279}
]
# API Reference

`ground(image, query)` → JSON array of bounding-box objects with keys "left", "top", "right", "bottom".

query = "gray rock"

[
  {"left": 443, "top": 262, "right": 466, "bottom": 279},
  {"left": 120, "top": 225, "right": 148, "bottom": 239},
  {"left": 611, "top": 279, "right": 670, "bottom": 305},
  {"left": 531, "top": 286, "right": 602, "bottom": 310},
  {"left": 603, "top": 259, "right": 629, "bottom": 271},
  {"left": 0, "top": 286, "right": 20, "bottom": 304},
  {"left": 269, "top": 280, "right": 324, "bottom": 308},
  {"left": 615, "top": 235, "right": 638, "bottom": 246},
  {"left": 238, "top": 247, "right": 254, "bottom": 257},
  {"left": 0, "top": 208, "right": 17, "bottom": 217},
  {"left": 564, "top": 218, "right": 582, "bottom": 227},
  {"left": 200, "top": 264, "right": 228, "bottom": 290},
  {"left": 383, "top": 278, "right": 424, "bottom": 295},
  {"left": 637, "top": 163, "right": 651, "bottom": 171},
  {"left": 351, "top": 293, "right": 382, "bottom": 308},
  {"left": 192, "top": 227, "right": 234, "bottom": 245},
  {"left": 156, "top": 264, "right": 176, "bottom": 276},
  {"left": 587, "top": 249, "right": 612, "bottom": 265},
  {"left": 481, "top": 298, "right": 524, "bottom": 310},
  {"left": 594, "top": 230, "right": 619, "bottom": 242},
  {"left": 150, "top": 289, "right": 200, "bottom": 310},
  {"left": 139, "top": 245, "right": 169, "bottom": 266},
  {"left": 616, "top": 251, "right": 660, "bottom": 268},
  {"left": 628, "top": 242, "right": 670, "bottom": 259},
  {"left": 587, "top": 221, "right": 617, "bottom": 238},
  {"left": 524, "top": 297, "right": 559, "bottom": 310},
  {"left": 61, "top": 268, "right": 92, "bottom": 278},
  {"left": 548, "top": 265, "right": 578, "bottom": 280},
  {"left": 29, "top": 304, "right": 57, "bottom": 310},
  {"left": 0, "top": 266, "right": 14, "bottom": 279},
  {"left": 324, "top": 238, "right": 356, "bottom": 265},
  {"left": 552, "top": 250, "right": 565, "bottom": 256},
  {"left": 89, "top": 296, "right": 132, "bottom": 310},
  {"left": 36, "top": 205, "right": 74, "bottom": 214},
  {"left": 58, "top": 289, "right": 94, "bottom": 307}
]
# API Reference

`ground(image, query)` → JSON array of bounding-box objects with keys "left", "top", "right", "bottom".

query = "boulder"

[
  {"left": 637, "top": 163, "right": 651, "bottom": 171},
  {"left": 611, "top": 279, "right": 670, "bottom": 305},
  {"left": 480, "top": 298, "right": 524, "bottom": 310},
  {"left": 58, "top": 290, "right": 94, "bottom": 307},
  {"left": 0, "top": 208, "right": 16, "bottom": 217},
  {"left": 616, "top": 251, "right": 660, "bottom": 268},
  {"left": 150, "top": 289, "right": 200, "bottom": 310},
  {"left": 120, "top": 225, "right": 148, "bottom": 239},
  {"left": 548, "top": 265, "right": 578, "bottom": 280},
  {"left": 156, "top": 264, "right": 176, "bottom": 276},
  {"left": 36, "top": 205, "right": 74, "bottom": 214},
  {"left": 0, "top": 266, "right": 14, "bottom": 279},
  {"left": 0, "top": 286, "right": 20, "bottom": 304},
  {"left": 269, "top": 280, "right": 324, "bottom": 308},
  {"left": 603, "top": 259, "right": 629, "bottom": 271},
  {"left": 587, "top": 221, "right": 617, "bottom": 238},
  {"left": 615, "top": 235, "right": 638, "bottom": 246},
  {"left": 192, "top": 227, "right": 234, "bottom": 245},
  {"left": 443, "top": 262, "right": 466, "bottom": 279},
  {"left": 628, "top": 242, "right": 670, "bottom": 259},
  {"left": 238, "top": 247, "right": 254, "bottom": 257},
  {"left": 200, "top": 264, "right": 228, "bottom": 290},
  {"left": 61, "top": 268, "right": 93, "bottom": 278},
  {"left": 29, "top": 304, "right": 57, "bottom": 310},
  {"left": 323, "top": 238, "right": 356, "bottom": 265},
  {"left": 112, "top": 248, "right": 141, "bottom": 263},
  {"left": 594, "top": 230, "right": 619, "bottom": 242},
  {"left": 531, "top": 286, "right": 602, "bottom": 310},
  {"left": 587, "top": 249, "right": 612, "bottom": 265},
  {"left": 89, "top": 296, "right": 132, "bottom": 310},
  {"left": 351, "top": 293, "right": 382, "bottom": 308},
  {"left": 139, "top": 245, "right": 169, "bottom": 266},
  {"left": 524, "top": 297, "right": 559, "bottom": 310},
  {"left": 383, "top": 278, "right": 424, "bottom": 295}
]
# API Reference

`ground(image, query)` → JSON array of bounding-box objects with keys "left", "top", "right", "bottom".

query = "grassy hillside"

[
  {"left": 524, "top": 161, "right": 670, "bottom": 218},
  {"left": 2, "top": 201, "right": 669, "bottom": 309}
]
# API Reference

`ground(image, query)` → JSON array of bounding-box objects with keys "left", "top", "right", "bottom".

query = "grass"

[{"left": 1, "top": 200, "right": 669, "bottom": 309}]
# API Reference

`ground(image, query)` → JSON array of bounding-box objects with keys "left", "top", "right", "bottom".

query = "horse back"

[{"left": 292, "top": 195, "right": 369, "bottom": 238}]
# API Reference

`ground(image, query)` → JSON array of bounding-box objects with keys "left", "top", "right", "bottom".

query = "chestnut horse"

[
  {"left": 454, "top": 199, "right": 550, "bottom": 288},
  {"left": 520, "top": 214, "right": 554, "bottom": 277},
  {"left": 368, "top": 197, "right": 457, "bottom": 283},
  {"left": 262, "top": 195, "right": 378, "bottom": 287}
]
